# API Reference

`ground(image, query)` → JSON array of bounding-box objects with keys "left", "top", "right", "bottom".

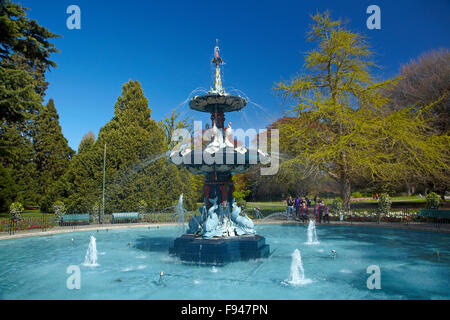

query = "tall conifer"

[
  {"left": 33, "top": 99, "right": 74, "bottom": 200},
  {"left": 50, "top": 80, "right": 197, "bottom": 213}
]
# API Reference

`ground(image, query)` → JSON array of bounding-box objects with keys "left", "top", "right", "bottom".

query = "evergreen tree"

[
  {"left": 0, "top": 0, "right": 59, "bottom": 122},
  {"left": 33, "top": 99, "right": 74, "bottom": 204},
  {"left": 0, "top": 0, "right": 60, "bottom": 209},
  {"left": 49, "top": 80, "right": 197, "bottom": 213},
  {"left": 0, "top": 162, "right": 17, "bottom": 211},
  {"left": 0, "top": 122, "right": 39, "bottom": 207},
  {"left": 77, "top": 131, "right": 96, "bottom": 154}
]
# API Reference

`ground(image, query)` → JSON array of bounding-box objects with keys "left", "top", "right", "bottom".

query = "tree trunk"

[
  {"left": 341, "top": 176, "right": 351, "bottom": 212},
  {"left": 406, "top": 181, "right": 411, "bottom": 197}
]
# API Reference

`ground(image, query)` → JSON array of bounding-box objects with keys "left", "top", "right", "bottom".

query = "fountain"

[
  {"left": 283, "top": 249, "right": 312, "bottom": 286},
  {"left": 169, "top": 41, "right": 270, "bottom": 264},
  {"left": 175, "top": 194, "right": 186, "bottom": 234},
  {"left": 82, "top": 235, "right": 99, "bottom": 267},
  {"left": 306, "top": 219, "right": 319, "bottom": 245}
]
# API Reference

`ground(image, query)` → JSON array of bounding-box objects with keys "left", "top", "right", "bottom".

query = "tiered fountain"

[{"left": 169, "top": 42, "right": 270, "bottom": 264}]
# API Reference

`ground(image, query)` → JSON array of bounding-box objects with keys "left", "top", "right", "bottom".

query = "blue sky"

[{"left": 20, "top": 0, "right": 450, "bottom": 150}]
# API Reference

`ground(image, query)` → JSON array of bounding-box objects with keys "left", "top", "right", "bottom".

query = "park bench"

[
  {"left": 418, "top": 209, "right": 450, "bottom": 228},
  {"left": 111, "top": 212, "right": 141, "bottom": 224},
  {"left": 418, "top": 209, "right": 450, "bottom": 219},
  {"left": 60, "top": 214, "right": 91, "bottom": 226}
]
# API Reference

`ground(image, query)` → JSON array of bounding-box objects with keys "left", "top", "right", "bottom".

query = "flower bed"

[
  {"left": 351, "top": 198, "right": 374, "bottom": 202},
  {"left": 0, "top": 216, "right": 60, "bottom": 232},
  {"left": 0, "top": 212, "right": 200, "bottom": 232},
  {"left": 1, "top": 209, "right": 446, "bottom": 233},
  {"left": 328, "top": 210, "right": 419, "bottom": 223}
]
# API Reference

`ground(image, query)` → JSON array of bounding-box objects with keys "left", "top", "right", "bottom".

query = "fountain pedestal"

[
  {"left": 168, "top": 41, "right": 270, "bottom": 264},
  {"left": 169, "top": 234, "right": 270, "bottom": 265}
]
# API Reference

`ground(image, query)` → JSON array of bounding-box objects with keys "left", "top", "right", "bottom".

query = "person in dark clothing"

[
  {"left": 295, "top": 195, "right": 301, "bottom": 219},
  {"left": 306, "top": 196, "right": 311, "bottom": 207},
  {"left": 318, "top": 200, "right": 325, "bottom": 223}
]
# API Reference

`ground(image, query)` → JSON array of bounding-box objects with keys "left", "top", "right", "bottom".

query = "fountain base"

[{"left": 169, "top": 234, "right": 270, "bottom": 265}]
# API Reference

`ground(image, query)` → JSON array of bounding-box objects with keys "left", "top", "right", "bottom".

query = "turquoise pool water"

[{"left": 0, "top": 224, "right": 448, "bottom": 299}]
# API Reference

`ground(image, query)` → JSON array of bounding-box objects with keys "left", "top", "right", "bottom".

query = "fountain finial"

[{"left": 211, "top": 40, "right": 225, "bottom": 95}]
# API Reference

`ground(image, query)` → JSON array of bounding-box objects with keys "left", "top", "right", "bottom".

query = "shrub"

[
  {"left": 9, "top": 202, "right": 24, "bottom": 221},
  {"left": 236, "top": 199, "right": 247, "bottom": 212},
  {"left": 90, "top": 202, "right": 100, "bottom": 223},
  {"left": 330, "top": 198, "right": 343, "bottom": 215},
  {"left": 39, "top": 196, "right": 52, "bottom": 213},
  {"left": 426, "top": 192, "right": 441, "bottom": 209},
  {"left": 377, "top": 193, "right": 391, "bottom": 217},
  {"left": 351, "top": 192, "right": 363, "bottom": 198},
  {"left": 137, "top": 200, "right": 148, "bottom": 215},
  {"left": 91, "top": 201, "right": 100, "bottom": 213},
  {"left": 52, "top": 201, "right": 66, "bottom": 216}
]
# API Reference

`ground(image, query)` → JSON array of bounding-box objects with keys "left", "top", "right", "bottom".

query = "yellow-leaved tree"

[{"left": 275, "top": 11, "right": 449, "bottom": 211}]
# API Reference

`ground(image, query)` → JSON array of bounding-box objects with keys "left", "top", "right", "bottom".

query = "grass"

[
  {"left": 247, "top": 195, "right": 430, "bottom": 204},
  {"left": 1, "top": 196, "right": 441, "bottom": 219},
  {"left": 351, "top": 196, "right": 426, "bottom": 202},
  {"left": 0, "top": 209, "right": 48, "bottom": 219}
]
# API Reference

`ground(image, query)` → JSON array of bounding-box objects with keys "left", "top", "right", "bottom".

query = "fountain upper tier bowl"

[
  {"left": 170, "top": 148, "right": 270, "bottom": 174},
  {"left": 189, "top": 93, "right": 247, "bottom": 113}
]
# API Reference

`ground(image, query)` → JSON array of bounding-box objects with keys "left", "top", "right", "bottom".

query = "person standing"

[
  {"left": 306, "top": 196, "right": 311, "bottom": 207},
  {"left": 286, "top": 195, "right": 295, "bottom": 220},
  {"left": 301, "top": 196, "right": 306, "bottom": 206},
  {"left": 318, "top": 200, "right": 325, "bottom": 223},
  {"left": 313, "top": 202, "right": 319, "bottom": 222},
  {"left": 295, "top": 195, "right": 301, "bottom": 219},
  {"left": 254, "top": 207, "right": 262, "bottom": 219},
  {"left": 300, "top": 202, "right": 308, "bottom": 222},
  {"left": 323, "top": 204, "right": 330, "bottom": 223}
]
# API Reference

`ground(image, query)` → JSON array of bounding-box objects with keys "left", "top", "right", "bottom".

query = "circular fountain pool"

[{"left": 0, "top": 224, "right": 448, "bottom": 299}]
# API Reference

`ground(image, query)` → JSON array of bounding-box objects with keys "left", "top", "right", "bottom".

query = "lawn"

[
  {"left": 350, "top": 196, "right": 426, "bottom": 202},
  {"left": 0, "top": 196, "right": 440, "bottom": 220},
  {"left": 0, "top": 209, "right": 47, "bottom": 219}
]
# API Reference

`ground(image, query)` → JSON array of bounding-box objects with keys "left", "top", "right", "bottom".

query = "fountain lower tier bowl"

[
  {"left": 169, "top": 234, "right": 270, "bottom": 265},
  {"left": 189, "top": 93, "right": 247, "bottom": 113}
]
